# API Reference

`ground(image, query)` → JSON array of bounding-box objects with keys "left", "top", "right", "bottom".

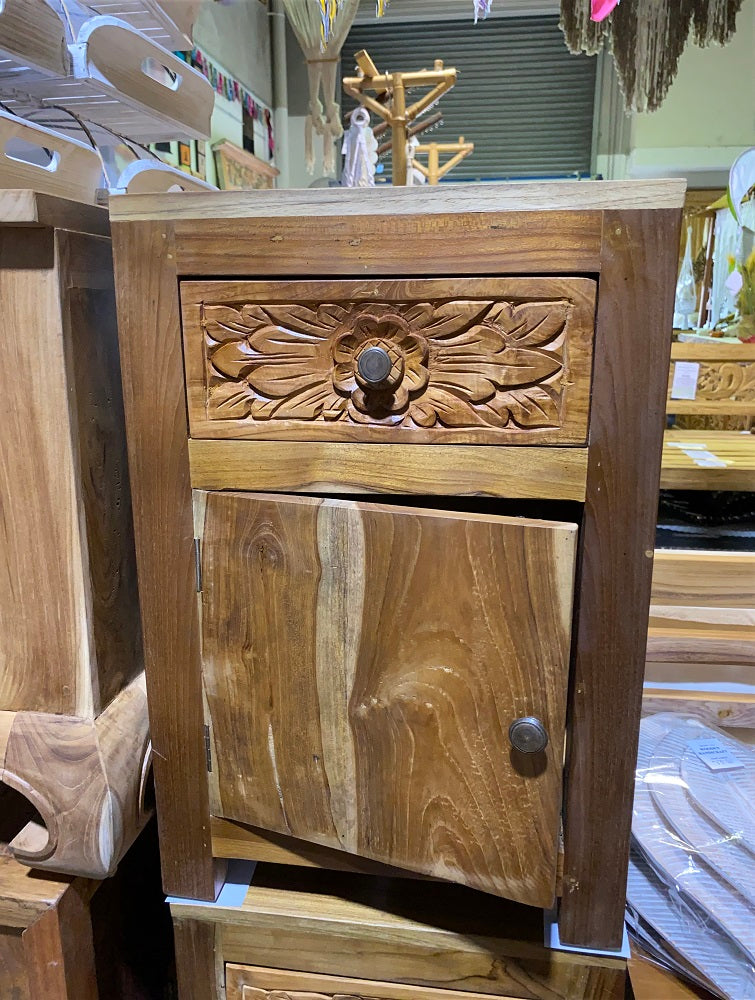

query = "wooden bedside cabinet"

[{"left": 110, "top": 181, "right": 684, "bottom": 994}]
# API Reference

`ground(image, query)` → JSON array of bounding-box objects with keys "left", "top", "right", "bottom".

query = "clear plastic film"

[{"left": 629, "top": 713, "right": 755, "bottom": 999}]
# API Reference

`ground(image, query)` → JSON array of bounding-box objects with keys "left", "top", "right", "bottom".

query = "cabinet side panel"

[
  {"left": 0, "top": 228, "right": 90, "bottom": 716},
  {"left": 57, "top": 231, "right": 143, "bottom": 713},
  {"left": 560, "top": 209, "right": 681, "bottom": 948},
  {"left": 111, "top": 220, "right": 215, "bottom": 899}
]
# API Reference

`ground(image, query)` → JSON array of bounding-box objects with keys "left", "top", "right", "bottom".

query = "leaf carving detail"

[{"left": 201, "top": 298, "right": 572, "bottom": 431}]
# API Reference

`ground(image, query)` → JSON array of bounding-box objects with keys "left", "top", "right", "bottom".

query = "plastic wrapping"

[{"left": 630, "top": 713, "right": 755, "bottom": 1000}]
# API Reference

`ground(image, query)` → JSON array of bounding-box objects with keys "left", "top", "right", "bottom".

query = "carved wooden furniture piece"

[
  {"left": 0, "top": 190, "right": 149, "bottom": 879},
  {"left": 110, "top": 180, "right": 683, "bottom": 995},
  {"left": 660, "top": 341, "right": 755, "bottom": 490},
  {"left": 170, "top": 864, "right": 627, "bottom": 1000}
]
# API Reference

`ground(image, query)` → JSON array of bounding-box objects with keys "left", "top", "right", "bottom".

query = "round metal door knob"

[
  {"left": 508, "top": 717, "right": 549, "bottom": 755},
  {"left": 357, "top": 345, "right": 392, "bottom": 387}
]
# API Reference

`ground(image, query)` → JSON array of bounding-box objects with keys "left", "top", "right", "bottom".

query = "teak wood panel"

[
  {"left": 197, "top": 492, "right": 577, "bottom": 907},
  {"left": 225, "top": 964, "right": 624, "bottom": 1000},
  {"left": 0, "top": 227, "right": 140, "bottom": 718},
  {"left": 188, "top": 440, "right": 589, "bottom": 501},
  {"left": 171, "top": 864, "right": 626, "bottom": 1000},
  {"left": 559, "top": 209, "right": 681, "bottom": 947},
  {"left": 180, "top": 278, "right": 596, "bottom": 445}
]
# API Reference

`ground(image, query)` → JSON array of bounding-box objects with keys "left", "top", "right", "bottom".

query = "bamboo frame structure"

[
  {"left": 343, "top": 49, "right": 456, "bottom": 186},
  {"left": 410, "top": 135, "right": 474, "bottom": 185}
]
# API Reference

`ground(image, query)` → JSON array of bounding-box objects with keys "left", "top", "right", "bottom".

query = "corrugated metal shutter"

[{"left": 342, "top": 15, "right": 596, "bottom": 182}]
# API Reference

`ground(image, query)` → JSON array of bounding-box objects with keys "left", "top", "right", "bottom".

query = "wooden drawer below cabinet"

[
  {"left": 181, "top": 277, "right": 596, "bottom": 445},
  {"left": 196, "top": 491, "right": 577, "bottom": 906},
  {"left": 224, "top": 965, "right": 609, "bottom": 1000}
]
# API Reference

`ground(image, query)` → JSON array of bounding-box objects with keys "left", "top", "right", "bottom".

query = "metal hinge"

[
  {"left": 194, "top": 538, "right": 202, "bottom": 592},
  {"left": 204, "top": 724, "right": 212, "bottom": 772}
]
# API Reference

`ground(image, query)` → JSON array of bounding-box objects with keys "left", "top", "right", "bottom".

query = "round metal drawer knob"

[
  {"left": 357, "top": 345, "right": 392, "bottom": 387},
  {"left": 508, "top": 717, "right": 549, "bottom": 755}
]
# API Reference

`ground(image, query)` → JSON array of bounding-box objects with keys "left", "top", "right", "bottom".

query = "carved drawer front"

[
  {"left": 225, "top": 964, "right": 527, "bottom": 1000},
  {"left": 197, "top": 491, "right": 577, "bottom": 907},
  {"left": 181, "top": 277, "right": 596, "bottom": 445}
]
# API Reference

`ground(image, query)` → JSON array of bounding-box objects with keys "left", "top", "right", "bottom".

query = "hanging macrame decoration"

[
  {"left": 341, "top": 107, "right": 378, "bottom": 187},
  {"left": 283, "top": 0, "right": 359, "bottom": 173},
  {"left": 560, "top": 0, "right": 744, "bottom": 112}
]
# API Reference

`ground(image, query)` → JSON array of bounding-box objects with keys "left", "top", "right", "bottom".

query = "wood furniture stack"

[
  {"left": 0, "top": 190, "right": 151, "bottom": 997},
  {"left": 110, "top": 180, "right": 684, "bottom": 1000},
  {"left": 660, "top": 340, "right": 755, "bottom": 491}
]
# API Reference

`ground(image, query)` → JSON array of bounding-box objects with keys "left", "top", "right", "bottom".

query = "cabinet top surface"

[
  {"left": 0, "top": 189, "right": 109, "bottom": 237},
  {"left": 108, "top": 178, "right": 686, "bottom": 223}
]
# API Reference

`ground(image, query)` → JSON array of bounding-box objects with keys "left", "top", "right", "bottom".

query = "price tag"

[
  {"left": 688, "top": 737, "right": 745, "bottom": 772},
  {"left": 670, "top": 361, "right": 700, "bottom": 400}
]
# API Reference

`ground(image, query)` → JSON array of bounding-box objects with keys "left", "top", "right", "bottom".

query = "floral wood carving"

[
  {"left": 694, "top": 362, "right": 755, "bottom": 402},
  {"left": 201, "top": 299, "right": 576, "bottom": 431}
]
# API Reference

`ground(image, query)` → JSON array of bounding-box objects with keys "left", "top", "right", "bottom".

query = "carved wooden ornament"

[{"left": 182, "top": 279, "right": 596, "bottom": 445}]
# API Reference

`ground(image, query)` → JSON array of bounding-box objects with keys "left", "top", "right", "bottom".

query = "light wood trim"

[
  {"left": 643, "top": 690, "right": 755, "bottom": 729},
  {"left": 212, "top": 818, "right": 433, "bottom": 878},
  {"left": 0, "top": 113, "right": 102, "bottom": 205},
  {"left": 0, "top": 190, "right": 109, "bottom": 235},
  {"left": 671, "top": 342, "right": 755, "bottom": 361},
  {"left": 666, "top": 400, "right": 755, "bottom": 415},
  {"left": 108, "top": 179, "right": 687, "bottom": 222},
  {"left": 646, "top": 625, "right": 755, "bottom": 665},
  {"left": 0, "top": 0, "right": 70, "bottom": 77},
  {"left": 189, "top": 441, "right": 588, "bottom": 500},
  {"left": 651, "top": 550, "right": 755, "bottom": 607}
]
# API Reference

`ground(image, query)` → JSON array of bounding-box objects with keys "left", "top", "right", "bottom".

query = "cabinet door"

[{"left": 198, "top": 492, "right": 577, "bottom": 907}]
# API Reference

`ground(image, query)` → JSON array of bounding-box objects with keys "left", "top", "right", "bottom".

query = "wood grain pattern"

[
  {"left": 199, "top": 492, "right": 576, "bottom": 906},
  {"left": 0, "top": 228, "right": 90, "bottom": 716},
  {"left": 0, "top": 226, "right": 140, "bottom": 718},
  {"left": 212, "top": 819, "right": 434, "bottom": 879},
  {"left": 0, "top": 853, "right": 97, "bottom": 1000},
  {"left": 560, "top": 209, "right": 681, "bottom": 947},
  {"left": 111, "top": 219, "right": 215, "bottom": 899},
  {"left": 181, "top": 278, "right": 596, "bottom": 446},
  {"left": 225, "top": 964, "right": 615, "bottom": 1000},
  {"left": 108, "top": 180, "right": 687, "bottom": 223},
  {"left": 651, "top": 550, "right": 755, "bottom": 607},
  {"left": 57, "top": 231, "right": 143, "bottom": 711},
  {"left": 188, "top": 440, "right": 588, "bottom": 500},
  {"left": 0, "top": 673, "right": 151, "bottom": 878},
  {"left": 660, "top": 431, "right": 755, "bottom": 491},
  {"left": 642, "top": 691, "right": 755, "bottom": 729},
  {"left": 0, "top": 926, "right": 29, "bottom": 1000},
  {"left": 23, "top": 880, "right": 98, "bottom": 1000},
  {"left": 0, "top": 190, "right": 108, "bottom": 236},
  {"left": 173, "top": 917, "right": 222, "bottom": 1000},
  {"left": 0, "top": 0, "right": 70, "bottom": 77},
  {"left": 628, "top": 944, "right": 715, "bottom": 1000},
  {"left": 171, "top": 866, "right": 626, "bottom": 1000}
]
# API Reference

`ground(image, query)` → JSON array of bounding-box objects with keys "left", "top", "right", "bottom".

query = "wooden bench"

[
  {"left": 660, "top": 341, "right": 755, "bottom": 490},
  {"left": 645, "top": 549, "right": 755, "bottom": 728}
]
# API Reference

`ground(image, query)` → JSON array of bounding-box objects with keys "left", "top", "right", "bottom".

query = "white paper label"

[
  {"left": 690, "top": 450, "right": 728, "bottom": 468},
  {"left": 671, "top": 361, "right": 700, "bottom": 400},
  {"left": 688, "top": 738, "right": 745, "bottom": 772},
  {"left": 666, "top": 441, "right": 706, "bottom": 449}
]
